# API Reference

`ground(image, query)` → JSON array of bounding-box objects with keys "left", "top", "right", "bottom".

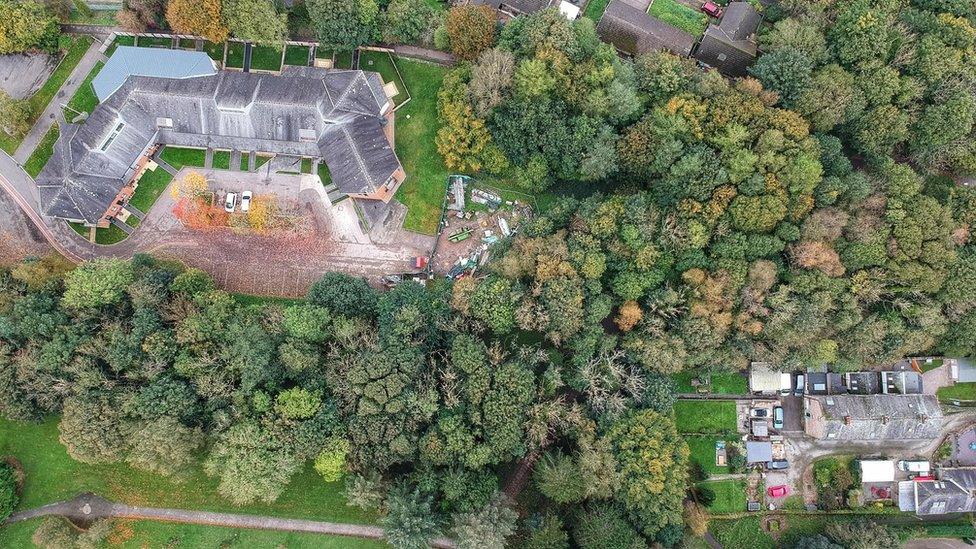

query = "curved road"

[{"left": 4, "top": 493, "right": 456, "bottom": 548}]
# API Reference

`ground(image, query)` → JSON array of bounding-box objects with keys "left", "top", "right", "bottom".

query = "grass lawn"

[
  {"left": 128, "top": 167, "right": 173, "bottom": 213},
  {"left": 318, "top": 162, "right": 332, "bottom": 186},
  {"left": 0, "top": 36, "right": 91, "bottom": 155},
  {"left": 583, "top": 0, "right": 610, "bottom": 20},
  {"left": 391, "top": 58, "right": 449, "bottom": 235},
  {"left": 939, "top": 382, "right": 976, "bottom": 402},
  {"left": 63, "top": 61, "right": 104, "bottom": 120},
  {"left": 335, "top": 50, "right": 354, "bottom": 69},
  {"left": 255, "top": 154, "right": 272, "bottom": 170},
  {"left": 920, "top": 358, "right": 944, "bottom": 373},
  {"left": 301, "top": 158, "right": 312, "bottom": 173},
  {"left": 251, "top": 44, "right": 283, "bottom": 71},
  {"left": 107, "top": 34, "right": 135, "bottom": 57},
  {"left": 712, "top": 371, "right": 748, "bottom": 394},
  {"left": 284, "top": 44, "right": 311, "bottom": 66},
  {"left": 0, "top": 418, "right": 377, "bottom": 532},
  {"left": 649, "top": 0, "right": 709, "bottom": 36},
  {"left": 226, "top": 42, "right": 246, "bottom": 68},
  {"left": 701, "top": 479, "right": 746, "bottom": 514},
  {"left": 161, "top": 146, "right": 206, "bottom": 170},
  {"left": 204, "top": 41, "right": 225, "bottom": 62},
  {"left": 212, "top": 150, "right": 231, "bottom": 170},
  {"left": 315, "top": 47, "right": 334, "bottom": 60},
  {"left": 67, "top": 221, "right": 89, "bottom": 238},
  {"left": 686, "top": 436, "right": 729, "bottom": 475},
  {"left": 240, "top": 153, "right": 250, "bottom": 171},
  {"left": 23, "top": 124, "right": 59, "bottom": 178},
  {"left": 68, "top": 9, "right": 118, "bottom": 25},
  {"left": 138, "top": 36, "right": 173, "bottom": 48},
  {"left": 359, "top": 50, "right": 407, "bottom": 106},
  {"left": 96, "top": 224, "right": 129, "bottom": 245},
  {"left": 674, "top": 400, "right": 737, "bottom": 434},
  {"left": 179, "top": 38, "right": 197, "bottom": 49}
]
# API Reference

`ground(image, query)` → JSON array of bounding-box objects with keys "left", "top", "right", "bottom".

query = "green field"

[
  {"left": 938, "top": 382, "right": 976, "bottom": 402},
  {"left": 701, "top": 479, "right": 746, "bottom": 514},
  {"left": 0, "top": 417, "right": 376, "bottom": 544},
  {"left": 0, "top": 36, "right": 91, "bottom": 154},
  {"left": 360, "top": 50, "right": 407, "bottom": 106},
  {"left": 251, "top": 44, "right": 283, "bottom": 71},
  {"left": 674, "top": 400, "right": 737, "bottom": 434},
  {"left": 161, "top": 147, "right": 207, "bottom": 170},
  {"left": 391, "top": 58, "right": 449, "bottom": 235},
  {"left": 128, "top": 167, "right": 174, "bottom": 213},
  {"left": 63, "top": 60, "right": 104, "bottom": 120},
  {"left": 212, "top": 150, "right": 231, "bottom": 170},
  {"left": 23, "top": 124, "right": 59, "bottom": 178},
  {"left": 686, "top": 436, "right": 729, "bottom": 475},
  {"left": 649, "top": 0, "right": 709, "bottom": 36},
  {"left": 226, "top": 42, "right": 246, "bottom": 68},
  {"left": 284, "top": 44, "right": 311, "bottom": 66}
]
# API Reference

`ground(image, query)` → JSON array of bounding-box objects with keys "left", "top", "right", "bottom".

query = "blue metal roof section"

[{"left": 92, "top": 46, "right": 217, "bottom": 102}]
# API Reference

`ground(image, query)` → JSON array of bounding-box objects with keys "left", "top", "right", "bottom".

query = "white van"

[
  {"left": 780, "top": 373, "right": 792, "bottom": 396},
  {"left": 897, "top": 460, "right": 931, "bottom": 474}
]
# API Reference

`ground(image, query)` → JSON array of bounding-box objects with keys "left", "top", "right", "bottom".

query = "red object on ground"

[
  {"left": 767, "top": 485, "right": 789, "bottom": 498},
  {"left": 415, "top": 256, "right": 428, "bottom": 269},
  {"left": 913, "top": 475, "right": 936, "bottom": 481},
  {"left": 701, "top": 1, "right": 723, "bottom": 17}
]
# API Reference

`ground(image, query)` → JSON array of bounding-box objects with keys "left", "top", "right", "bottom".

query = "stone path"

[
  {"left": 13, "top": 38, "right": 102, "bottom": 164},
  {"left": 3, "top": 493, "right": 455, "bottom": 548}
]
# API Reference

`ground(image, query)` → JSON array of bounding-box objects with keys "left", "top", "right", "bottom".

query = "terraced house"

[{"left": 37, "top": 46, "right": 402, "bottom": 227}]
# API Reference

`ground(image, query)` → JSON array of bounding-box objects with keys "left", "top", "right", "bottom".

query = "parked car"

[
  {"left": 898, "top": 460, "right": 931, "bottom": 474},
  {"left": 224, "top": 192, "right": 237, "bottom": 213},
  {"left": 794, "top": 374, "right": 805, "bottom": 396},
  {"left": 773, "top": 406, "right": 784, "bottom": 429},
  {"left": 750, "top": 408, "right": 769, "bottom": 418},
  {"left": 767, "top": 460, "right": 789, "bottom": 470},
  {"left": 779, "top": 373, "right": 792, "bottom": 396},
  {"left": 767, "top": 485, "right": 789, "bottom": 498},
  {"left": 241, "top": 190, "right": 252, "bottom": 213},
  {"left": 701, "top": 1, "right": 722, "bottom": 17}
]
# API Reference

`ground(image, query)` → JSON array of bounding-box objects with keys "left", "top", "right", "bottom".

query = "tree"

[
  {"left": 204, "top": 421, "right": 298, "bottom": 505},
  {"left": 523, "top": 513, "right": 569, "bottom": 549},
  {"left": 0, "top": 461, "right": 18, "bottom": 522},
  {"left": 223, "top": 0, "right": 286, "bottom": 43},
  {"left": 126, "top": 417, "right": 203, "bottom": 478},
  {"left": 0, "top": 0, "right": 60, "bottom": 54},
  {"left": 444, "top": 4, "right": 497, "bottom": 61},
  {"left": 313, "top": 436, "right": 350, "bottom": 482},
  {"left": 0, "top": 91, "right": 31, "bottom": 137},
  {"left": 382, "top": 0, "right": 437, "bottom": 45},
  {"left": 275, "top": 387, "right": 321, "bottom": 419},
  {"left": 604, "top": 410, "right": 689, "bottom": 538},
  {"left": 683, "top": 501, "right": 708, "bottom": 537},
  {"left": 31, "top": 516, "right": 76, "bottom": 549},
  {"left": 61, "top": 258, "right": 134, "bottom": 309},
  {"left": 825, "top": 520, "right": 899, "bottom": 549},
  {"left": 307, "top": 0, "right": 378, "bottom": 50},
  {"left": 58, "top": 394, "right": 132, "bottom": 465},
  {"left": 166, "top": 0, "right": 228, "bottom": 43},
  {"left": 307, "top": 272, "right": 378, "bottom": 318},
  {"left": 794, "top": 536, "right": 843, "bottom": 549},
  {"left": 116, "top": 0, "right": 166, "bottom": 32},
  {"left": 169, "top": 170, "right": 209, "bottom": 200},
  {"left": 468, "top": 48, "right": 515, "bottom": 117},
  {"left": 571, "top": 502, "right": 643, "bottom": 549},
  {"left": 451, "top": 495, "right": 518, "bottom": 549},
  {"left": 381, "top": 484, "right": 442, "bottom": 549},
  {"left": 533, "top": 451, "right": 585, "bottom": 504}
]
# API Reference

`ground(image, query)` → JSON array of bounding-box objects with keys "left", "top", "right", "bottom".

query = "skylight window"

[{"left": 99, "top": 121, "right": 125, "bottom": 152}]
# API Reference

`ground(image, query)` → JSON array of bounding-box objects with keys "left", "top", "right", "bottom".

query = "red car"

[
  {"left": 767, "top": 485, "right": 789, "bottom": 498},
  {"left": 701, "top": 1, "right": 723, "bottom": 17}
]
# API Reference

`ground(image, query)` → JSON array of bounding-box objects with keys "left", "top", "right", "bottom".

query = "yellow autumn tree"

[
  {"left": 166, "top": 0, "right": 228, "bottom": 44},
  {"left": 169, "top": 170, "right": 209, "bottom": 200},
  {"left": 246, "top": 196, "right": 273, "bottom": 233}
]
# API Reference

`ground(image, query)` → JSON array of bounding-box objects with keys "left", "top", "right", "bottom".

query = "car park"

[
  {"left": 241, "top": 190, "right": 252, "bottom": 213},
  {"left": 224, "top": 192, "right": 237, "bottom": 213},
  {"left": 773, "top": 406, "right": 784, "bottom": 429}
]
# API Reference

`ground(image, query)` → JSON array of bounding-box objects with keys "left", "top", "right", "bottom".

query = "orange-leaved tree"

[
  {"left": 166, "top": 0, "right": 228, "bottom": 43},
  {"left": 169, "top": 170, "right": 209, "bottom": 200}
]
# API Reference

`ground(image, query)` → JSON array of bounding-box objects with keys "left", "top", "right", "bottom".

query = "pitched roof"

[
  {"left": 746, "top": 441, "right": 772, "bottom": 463},
  {"left": 597, "top": 0, "right": 696, "bottom": 57},
  {"left": 860, "top": 460, "right": 896, "bottom": 483},
  {"left": 92, "top": 46, "right": 217, "bottom": 102},
  {"left": 693, "top": 1, "right": 761, "bottom": 76},
  {"left": 38, "top": 63, "right": 398, "bottom": 224},
  {"left": 749, "top": 361, "right": 781, "bottom": 393},
  {"left": 915, "top": 468, "right": 976, "bottom": 515},
  {"left": 803, "top": 394, "right": 943, "bottom": 441}
]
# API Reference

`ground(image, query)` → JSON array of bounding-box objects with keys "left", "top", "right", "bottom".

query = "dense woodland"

[{"left": 1, "top": 0, "right": 976, "bottom": 547}]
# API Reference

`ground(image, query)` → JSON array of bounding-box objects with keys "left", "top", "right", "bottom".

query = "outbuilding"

[{"left": 860, "top": 460, "right": 896, "bottom": 483}]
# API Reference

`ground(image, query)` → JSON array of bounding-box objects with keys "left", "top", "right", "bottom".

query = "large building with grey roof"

[
  {"left": 37, "top": 48, "right": 402, "bottom": 227},
  {"left": 803, "top": 394, "right": 942, "bottom": 441}
]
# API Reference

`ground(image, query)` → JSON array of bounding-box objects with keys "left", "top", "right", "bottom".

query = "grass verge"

[
  {"left": 161, "top": 147, "right": 206, "bottom": 170},
  {"left": 674, "top": 400, "right": 737, "bottom": 434},
  {"left": 63, "top": 60, "right": 104, "bottom": 120},
  {"left": 391, "top": 58, "right": 449, "bottom": 235},
  {"left": 23, "top": 124, "right": 59, "bottom": 178}
]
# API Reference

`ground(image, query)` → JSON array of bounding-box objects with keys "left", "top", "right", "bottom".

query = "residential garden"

[{"left": 648, "top": 0, "right": 709, "bottom": 36}]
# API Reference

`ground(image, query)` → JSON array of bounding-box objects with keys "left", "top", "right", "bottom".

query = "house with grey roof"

[
  {"left": 693, "top": 1, "right": 761, "bottom": 76},
  {"left": 37, "top": 48, "right": 401, "bottom": 227},
  {"left": 803, "top": 394, "right": 942, "bottom": 441},
  {"left": 900, "top": 468, "right": 976, "bottom": 515},
  {"left": 596, "top": 0, "right": 697, "bottom": 58}
]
